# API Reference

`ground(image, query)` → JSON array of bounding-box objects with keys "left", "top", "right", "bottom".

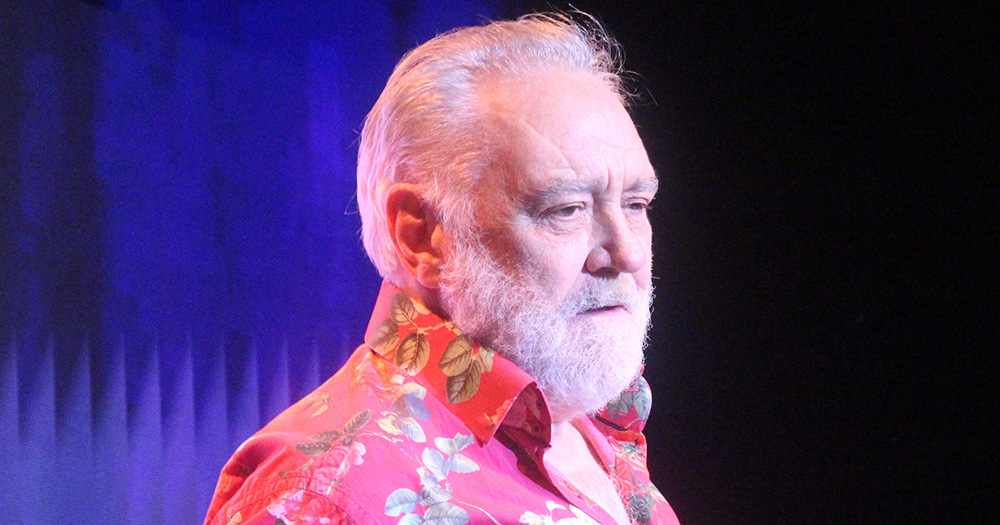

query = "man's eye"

[
  {"left": 626, "top": 200, "right": 651, "bottom": 213},
  {"left": 549, "top": 204, "right": 585, "bottom": 218}
]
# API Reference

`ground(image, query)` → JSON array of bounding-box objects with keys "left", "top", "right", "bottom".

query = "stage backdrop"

[{"left": 0, "top": 0, "right": 522, "bottom": 522}]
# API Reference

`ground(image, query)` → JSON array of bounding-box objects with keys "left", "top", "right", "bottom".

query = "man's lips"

[{"left": 580, "top": 304, "right": 626, "bottom": 316}]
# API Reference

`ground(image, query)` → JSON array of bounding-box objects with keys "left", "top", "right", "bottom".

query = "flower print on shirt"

[
  {"left": 203, "top": 282, "right": 682, "bottom": 525},
  {"left": 520, "top": 501, "right": 602, "bottom": 525}
]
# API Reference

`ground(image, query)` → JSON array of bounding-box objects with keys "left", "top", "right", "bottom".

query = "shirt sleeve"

[{"left": 205, "top": 486, "right": 358, "bottom": 525}]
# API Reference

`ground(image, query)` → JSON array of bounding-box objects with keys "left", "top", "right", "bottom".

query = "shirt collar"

[
  {"left": 362, "top": 280, "right": 654, "bottom": 443},
  {"left": 364, "top": 280, "right": 538, "bottom": 444},
  {"left": 593, "top": 372, "right": 652, "bottom": 434}
]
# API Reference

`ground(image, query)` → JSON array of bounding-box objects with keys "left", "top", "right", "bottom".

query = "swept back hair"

[{"left": 356, "top": 12, "right": 627, "bottom": 280}]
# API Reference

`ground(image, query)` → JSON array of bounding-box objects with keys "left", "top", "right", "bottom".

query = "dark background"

[
  {"left": 2, "top": 0, "right": 995, "bottom": 523},
  {"left": 540, "top": 2, "right": 996, "bottom": 523}
]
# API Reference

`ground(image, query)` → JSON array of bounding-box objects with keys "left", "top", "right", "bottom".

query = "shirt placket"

[{"left": 498, "top": 391, "right": 620, "bottom": 525}]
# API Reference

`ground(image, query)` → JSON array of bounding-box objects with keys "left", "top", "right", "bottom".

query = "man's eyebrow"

[
  {"left": 527, "top": 176, "right": 660, "bottom": 205},
  {"left": 627, "top": 177, "right": 660, "bottom": 195},
  {"left": 531, "top": 178, "right": 594, "bottom": 203}
]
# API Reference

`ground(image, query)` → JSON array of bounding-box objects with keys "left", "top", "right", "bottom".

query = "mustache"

[{"left": 560, "top": 277, "right": 649, "bottom": 315}]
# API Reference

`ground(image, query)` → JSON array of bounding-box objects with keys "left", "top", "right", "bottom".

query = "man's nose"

[{"left": 585, "top": 211, "right": 647, "bottom": 276}]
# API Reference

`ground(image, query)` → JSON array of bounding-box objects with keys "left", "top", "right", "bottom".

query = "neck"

[{"left": 547, "top": 420, "right": 630, "bottom": 525}]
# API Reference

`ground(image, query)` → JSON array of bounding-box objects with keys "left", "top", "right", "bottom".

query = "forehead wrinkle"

[
  {"left": 510, "top": 104, "right": 653, "bottom": 200},
  {"left": 501, "top": 110, "right": 639, "bottom": 193},
  {"left": 502, "top": 108, "right": 574, "bottom": 173},
  {"left": 480, "top": 102, "right": 580, "bottom": 198}
]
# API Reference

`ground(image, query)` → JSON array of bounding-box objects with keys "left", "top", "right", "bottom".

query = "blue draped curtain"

[{"left": 1, "top": 0, "right": 507, "bottom": 521}]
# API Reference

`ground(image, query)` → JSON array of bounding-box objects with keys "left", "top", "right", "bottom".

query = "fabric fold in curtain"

[{"left": 1, "top": 0, "right": 502, "bottom": 521}]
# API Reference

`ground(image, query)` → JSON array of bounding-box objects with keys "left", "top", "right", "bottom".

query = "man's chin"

[{"left": 545, "top": 350, "right": 644, "bottom": 423}]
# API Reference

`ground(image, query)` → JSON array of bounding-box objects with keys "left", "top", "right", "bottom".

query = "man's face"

[
  {"left": 477, "top": 70, "right": 656, "bottom": 314},
  {"left": 439, "top": 70, "right": 657, "bottom": 421}
]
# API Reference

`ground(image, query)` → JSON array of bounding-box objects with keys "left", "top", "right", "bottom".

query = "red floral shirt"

[{"left": 204, "top": 282, "right": 681, "bottom": 525}]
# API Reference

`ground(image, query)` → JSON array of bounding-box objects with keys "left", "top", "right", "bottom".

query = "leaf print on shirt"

[
  {"left": 616, "top": 470, "right": 667, "bottom": 525},
  {"left": 627, "top": 492, "right": 655, "bottom": 525},
  {"left": 386, "top": 293, "right": 438, "bottom": 375},
  {"left": 611, "top": 439, "right": 650, "bottom": 476},
  {"left": 439, "top": 335, "right": 475, "bottom": 376},
  {"left": 381, "top": 292, "right": 496, "bottom": 403},
  {"left": 282, "top": 409, "right": 370, "bottom": 498},
  {"left": 294, "top": 409, "right": 371, "bottom": 455},
  {"left": 392, "top": 293, "right": 420, "bottom": 324},
  {"left": 305, "top": 393, "right": 332, "bottom": 417},
  {"left": 384, "top": 432, "right": 480, "bottom": 525},
  {"left": 397, "top": 332, "right": 431, "bottom": 374},
  {"left": 353, "top": 350, "right": 410, "bottom": 404},
  {"left": 377, "top": 382, "right": 432, "bottom": 443},
  {"left": 519, "top": 501, "right": 601, "bottom": 525},
  {"left": 445, "top": 347, "right": 494, "bottom": 403},
  {"left": 446, "top": 359, "right": 483, "bottom": 404},
  {"left": 603, "top": 375, "right": 652, "bottom": 427},
  {"left": 392, "top": 383, "right": 432, "bottom": 421},
  {"left": 371, "top": 317, "right": 401, "bottom": 354}
]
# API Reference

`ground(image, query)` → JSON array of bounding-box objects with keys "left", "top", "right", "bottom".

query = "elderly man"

[{"left": 205, "top": 13, "right": 680, "bottom": 525}]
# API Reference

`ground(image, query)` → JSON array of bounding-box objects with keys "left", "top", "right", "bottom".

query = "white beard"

[{"left": 439, "top": 239, "right": 652, "bottom": 422}]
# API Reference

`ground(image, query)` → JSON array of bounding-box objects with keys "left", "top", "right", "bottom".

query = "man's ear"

[{"left": 386, "top": 183, "right": 447, "bottom": 288}]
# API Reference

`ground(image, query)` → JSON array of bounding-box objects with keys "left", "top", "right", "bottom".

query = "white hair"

[{"left": 356, "top": 12, "right": 627, "bottom": 280}]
